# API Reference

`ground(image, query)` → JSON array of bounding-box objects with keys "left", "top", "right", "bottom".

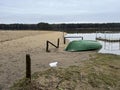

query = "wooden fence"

[{"left": 46, "top": 38, "right": 60, "bottom": 52}]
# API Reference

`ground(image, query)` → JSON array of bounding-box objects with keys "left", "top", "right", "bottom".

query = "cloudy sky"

[{"left": 0, "top": 0, "right": 120, "bottom": 24}]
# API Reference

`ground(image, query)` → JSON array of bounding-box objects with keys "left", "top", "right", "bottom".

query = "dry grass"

[
  {"left": 0, "top": 30, "right": 53, "bottom": 42},
  {"left": 11, "top": 53, "right": 120, "bottom": 90}
]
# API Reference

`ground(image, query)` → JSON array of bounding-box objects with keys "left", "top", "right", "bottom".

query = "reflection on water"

[{"left": 65, "top": 33, "right": 120, "bottom": 55}]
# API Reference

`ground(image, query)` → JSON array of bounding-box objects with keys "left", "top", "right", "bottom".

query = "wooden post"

[
  {"left": 26, "top": 54, "right": 31, "bottom": 81},
  {"left": 96, "top": 31, "right": 97, "bottom": 39},
  {"left": 105, "top": 31, "right": 106, "bottom": 40},
  {"left": 46, "top": 41, "right": 49, "bottom": 52},
  {"left": 104, "top": 40, "right": 106, "bottom": 49},
  {"left": 82, "top": 37, "right": 83, "bottom": 40},
  {"left": 64, "top": 37, "right": 66, "bottom": 44},
  {"left": 57, "top": 38, "right": 60, "bottom": 48},
  {"left": 62, "top": 31, "right": 64, "bottom": 39},
  {"left": 119, "top": 38, "right": 120, "bottom": 50}
]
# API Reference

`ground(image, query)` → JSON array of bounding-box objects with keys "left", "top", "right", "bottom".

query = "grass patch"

[{"left": 11, "top": 53, "right": 120, "bottom": 90}]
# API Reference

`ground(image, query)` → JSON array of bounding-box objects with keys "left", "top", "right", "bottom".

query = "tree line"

[
  {"left": 0, "top": 22, "right": 120, "bottom": 32},
  {"left": 0, "top": 23, "right": 52, "bottom": 30}
]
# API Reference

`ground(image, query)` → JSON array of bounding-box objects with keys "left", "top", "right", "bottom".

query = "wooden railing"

[
  {"left": 46, "top": 38, "right": 60, "bottom": 52},
  {"left": 64, "top": 36, "right": 83, "bottom": 44}
]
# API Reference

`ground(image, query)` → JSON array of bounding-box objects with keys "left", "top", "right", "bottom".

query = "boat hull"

[{"left": 65, "top": 40, "right": 102, "bottom": 52}]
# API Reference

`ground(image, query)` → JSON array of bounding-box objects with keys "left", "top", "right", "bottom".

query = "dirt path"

[{"left": 0, "top": 31, "right": 95, "bottom": 90}]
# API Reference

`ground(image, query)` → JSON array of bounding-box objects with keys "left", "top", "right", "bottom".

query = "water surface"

[{"left": 65, "top": 33, "right": 120, "bottom": 55}]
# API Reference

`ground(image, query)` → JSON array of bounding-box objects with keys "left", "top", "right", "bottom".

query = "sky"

[{"left": 0, "top": 0, "right": 120, "bottom": 24}]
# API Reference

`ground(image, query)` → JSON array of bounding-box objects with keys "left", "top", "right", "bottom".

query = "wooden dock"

[{"left": 96, "top": 37, "right": 120, "bottom": 42}]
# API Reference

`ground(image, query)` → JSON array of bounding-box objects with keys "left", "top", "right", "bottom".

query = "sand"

[{"left": 0, "top": 30, "right": 95, "bottom": 90}]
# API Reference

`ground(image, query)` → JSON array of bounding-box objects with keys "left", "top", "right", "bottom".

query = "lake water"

[{"left": 65, "top": 33, "right": 120, "bottom": 55}]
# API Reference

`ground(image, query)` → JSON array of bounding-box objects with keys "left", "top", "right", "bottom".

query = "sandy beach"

[{"left": 0, "top": 30, "right": 94, "bottom": 90}]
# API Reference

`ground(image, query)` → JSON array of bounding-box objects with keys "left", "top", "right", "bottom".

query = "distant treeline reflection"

[{"left": 0, "top": 22, "right": 120, "bottom": 33}]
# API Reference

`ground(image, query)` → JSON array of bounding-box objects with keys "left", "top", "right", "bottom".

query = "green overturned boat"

[{"left": 65, "top": 40, "right": 102, "bottom": 52}]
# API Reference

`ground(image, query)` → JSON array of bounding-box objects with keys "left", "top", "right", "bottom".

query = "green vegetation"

[{"left": 11, "top": 53, "right": 120, "bottom": 90}]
